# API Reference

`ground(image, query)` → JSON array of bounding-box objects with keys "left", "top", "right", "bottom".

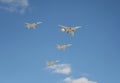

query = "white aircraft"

[
  {"left": 59, "top": 25, "right": 81, "bottom": 36},
  {"left": 57, "top": 44, "right": 72, "bottom": 50},
  {"left": 25, "top": 21, "right": 42, "bottom": 29},
  {"left": 46, "top": 60, "right": 59, "bottom": 66}
]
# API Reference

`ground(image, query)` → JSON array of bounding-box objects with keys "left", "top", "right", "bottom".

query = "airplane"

[
  {"left": 58, "top": 25, "right": 81, "bottom": 36},
  {"left": 25, "top": 21, "right": 42, "bottom": 29},
  {"left": 46, "top": 60, "right": 59, "bottom": 66},
  {"left": 57, "top": 44, "right": 72, "bottom": 50}
]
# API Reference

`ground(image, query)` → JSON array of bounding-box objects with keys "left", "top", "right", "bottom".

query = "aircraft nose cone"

[{"left": 61, "top": 28, "right": 65, "bottom": 32}]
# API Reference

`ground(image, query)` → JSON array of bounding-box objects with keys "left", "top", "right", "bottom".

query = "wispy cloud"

[
  {"left": 0, "top": 0, "right": 29, "bottom": 13},
  {"left": 47, "top": 64, "right": 72, "bottom": 75},
  {"left": 80, "top": 72, "right": 89, "bottom": 77},
  {"left": 64, "top": 77, "right": 97, "bottom": 83}
]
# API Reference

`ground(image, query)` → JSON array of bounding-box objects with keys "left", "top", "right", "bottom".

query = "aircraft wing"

[
  {"left": 36, "top": 21, "right": 42, "bottom": 24},
  {"left": 67, "top": 44, "right": 72, "bottom": 46},
  {"left": 58, "top": 25, "right": 68, "bottom": 29},
  {"left": 55, "top": 60, "right": 60, "bottom": 62},
  {"left": 25, "top": 23, "right": 31, "bottom": 28},
  {"left": 75, "top": 26, "right": 81, "bottom": 29},
  {"left": 25, "top": 23, "right": 29, "bottom": 24}
]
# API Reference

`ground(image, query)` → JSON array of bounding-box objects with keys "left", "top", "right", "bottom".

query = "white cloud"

[
  {"left": 64, "top": 77, "right": 97, "bottom": 83},
  {"left": 0, "top": 0, "right": 29, "bottom": 13},
  {"left": 47, "top": 64, "right": 72, "bottom": 75}
]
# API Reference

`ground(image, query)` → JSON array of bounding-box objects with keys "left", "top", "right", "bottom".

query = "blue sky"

[{"left": 0, "top": 0, "right": 120, "bottom": 83}]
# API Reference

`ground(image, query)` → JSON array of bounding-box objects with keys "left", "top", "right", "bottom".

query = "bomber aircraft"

[
  {"left": 59, "top": 25, "right": 81, "bottom": 36},
  {"left": 46, "top": 60, "right": 59, "bottom": 66},
  {"left": 25, "top": 21, "right": 42, "bottom": 29},
  {"left": 57, "top": 44, "right": 72, "bottom": 50}
]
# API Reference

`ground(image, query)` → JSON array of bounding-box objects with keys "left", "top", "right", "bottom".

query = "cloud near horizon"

[
  {"left": 0, "top": 0, "right": 29, "bottom": 13},
  {"left": 47, "top": 64, "right": 72, "bottom": 75},
  {"left": 64, "top": 77, "right": 97, "bottom": 83}
]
